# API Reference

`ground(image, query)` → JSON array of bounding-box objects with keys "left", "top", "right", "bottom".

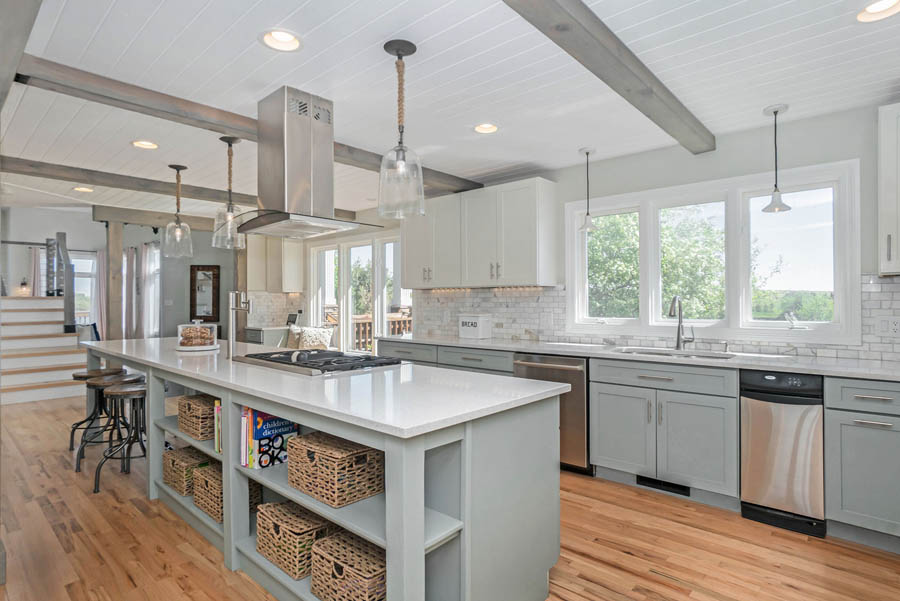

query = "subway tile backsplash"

[
  {"left": 247, "top": 291, "right": 305, "bottom": 328},
  {"left": 411, "top": 275, "right": 900, "bottom": 360}
]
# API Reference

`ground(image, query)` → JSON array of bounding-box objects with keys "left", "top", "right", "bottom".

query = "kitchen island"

[{"left": 82, "top": 338, "right": 569, "bottom": 601}]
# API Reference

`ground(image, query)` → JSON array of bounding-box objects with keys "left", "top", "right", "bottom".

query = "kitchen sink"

[{"left": 613, "top": 346, "right": 736, "bottom": 360}]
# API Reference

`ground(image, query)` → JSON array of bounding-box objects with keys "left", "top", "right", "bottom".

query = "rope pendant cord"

[
  {"left": 175, "top": 170, "right": 182, "bottom": 223},
  {"left": 773, "top": 110, "right": 779, "bottom": 190},
  {"left": 227, "top": 144, "right": 233, "bottom": 207},
  {"left": 396, "top": 57, "right": 405, "bottom": 145}
]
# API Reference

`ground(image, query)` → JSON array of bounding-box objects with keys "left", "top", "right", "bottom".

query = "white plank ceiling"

[{"left": 1, "top": 0, "right": 899, "bottom": 217}]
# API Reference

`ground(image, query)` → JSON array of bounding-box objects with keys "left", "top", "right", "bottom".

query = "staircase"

[{"left": 1, "top": 296, "right": 85, "bottom": 404}]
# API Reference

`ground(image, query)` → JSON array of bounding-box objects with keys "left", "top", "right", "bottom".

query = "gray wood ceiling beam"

[
  {"left": 0, "top": 0, "right": 42, "bottom": 110},
  {"left": 502, "top": 0, "right": 716, "bottom": 154},
  {"left": 15, "top": 54, "right": 482, "bottom": 194},
  {"left": 92, "top": 205, "right": 214, "bottom": 232}
]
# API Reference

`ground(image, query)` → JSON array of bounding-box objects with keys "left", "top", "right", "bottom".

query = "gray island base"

[{"left": 84, "top": 338, "right": 568, "bottom": 601}]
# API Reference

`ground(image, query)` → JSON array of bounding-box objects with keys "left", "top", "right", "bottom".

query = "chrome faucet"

[
  {"left": 227, "top": 290, "right": 252, "bottom": 359},
  {"left": 668, "top": 295, "right": 695, "bottom": 350}
]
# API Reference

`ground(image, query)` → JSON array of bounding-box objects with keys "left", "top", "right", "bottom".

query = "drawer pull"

[
  {"left": 637, "top": 374, "right": 674, "bottom": 382},
  {"left": 853, "top": 394, "right": 894, "bottom": 402},
  {"left": 853, "top": 419, "right": 894, "bottom": 428},
  {"left": 392, "top": 350, "right": 413, "bottom": 355},
  {"left": 514, "top": 360, "right": 584, "bottom": 372},
  {"left": 460, "top": 356, "right": 483, "bottom": 363}
]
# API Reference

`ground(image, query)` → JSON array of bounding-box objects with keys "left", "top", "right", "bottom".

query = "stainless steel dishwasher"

[
  {"left": 513, "top": 354, "right": 589, "bottom": 472},
  {"left": 740, "top": 370, "right": 825, "bottom": 537}
]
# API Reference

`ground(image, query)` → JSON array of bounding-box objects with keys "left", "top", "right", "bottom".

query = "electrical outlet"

[{"left": 878, "top": 318, "right": 900, "bottom": 335}]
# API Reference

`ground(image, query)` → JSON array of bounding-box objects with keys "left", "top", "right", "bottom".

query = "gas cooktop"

[{"left": 232, "top": 350, "right": 401, "bottom": 376}]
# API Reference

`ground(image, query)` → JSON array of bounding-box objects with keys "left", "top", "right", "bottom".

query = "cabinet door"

[
  {"left": 656, "top": 391, "right": 738, "bottom": 497},
  {"left": 401, "top": 210, "right": 432, "bottom": 288},
  {"left": 495, "top": 181, "right": 538, "bottom": 285},
  {"left": 460, "top": 188, "right": 498, "bottom": 286},
  {"left": 589, "top": 383, "right": 656, "bottom": 477},
  {"left": 825, "top": 409, "right": 900, "bottom": 535},
  {"left": 430, "top": 194, "right": 461, "bottom": 287},
  {"left": 265, "top": 237, "right": 283, "bottom": 292},
  {"left": 246, "top": 234, "right": 267, "bottom": 291},
  {"left": 878, "top": 102, "right": 900, "bottom": 275},
  {"left": 281, "top": 239, "right": 304, "bottom": 292}
]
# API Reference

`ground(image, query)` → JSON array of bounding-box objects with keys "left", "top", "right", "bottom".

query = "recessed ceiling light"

[
  {"left": 260, "top": 29, "right": 301, "bottom": 52},
  {"left": 858, "top": 0, "right": 900, "bottom": 21},
  {"left": 474, "top": 123, "right": 498, "bottom": 134},
  {"left": 132, "top": 140, "right": 158, "bottom": 150},
  {"left": 72, "top": 186, "right": 94, "bottom": 193}
]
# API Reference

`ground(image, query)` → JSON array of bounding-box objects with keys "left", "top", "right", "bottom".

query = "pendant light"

[
  {"left": 162, "top": 164, "right": 194, "bottom": 258},
  {"left": 212, "top": 136, "right": 246, "bottom": 250},
  {"left": 578, "top": 147, "right": 598, "bottom": 233},
  {"left": 762, "top": 104, "right": 791, "bottom": 213},
  {"left": 377, "top": 39, "right": 425, "bottom": 220}
]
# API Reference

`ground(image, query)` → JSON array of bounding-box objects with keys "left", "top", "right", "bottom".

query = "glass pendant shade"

[
  {"left": 212, "top": 205, "right": 246, "bottom": 249},
  {"left": 378, "top": 144, "right": 425, "bottom": 219},
  {"left": 762, "top": 187, "right": 791, "bottom": 213},
  {"left": 163, "top": 220, "right": 193, "bottom": 258},
  {"left": 762, "top": 104, "right": 791, "bottom": 214},
  {"left": 579, "top": 212, "right": 598, "bottom": 233}
]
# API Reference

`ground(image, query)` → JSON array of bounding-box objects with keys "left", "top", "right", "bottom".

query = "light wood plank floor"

[{"left": 1, "top": 397, "right": 898, "bottom": 601}]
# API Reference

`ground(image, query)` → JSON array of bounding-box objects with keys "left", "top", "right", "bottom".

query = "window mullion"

[
  {"left": 726, "top": 188, "right": 744, "bottom": 330},
  {"left": 640, "top": 202, "right": 655, "bottom": 329}
]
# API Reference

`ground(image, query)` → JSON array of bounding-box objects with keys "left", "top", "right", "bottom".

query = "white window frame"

[
  {"left": 308, "top": 230, "right": 401, "bottom": 351},
  {"left": 566, "top": 160, "right": 861, "bottom": 345}
]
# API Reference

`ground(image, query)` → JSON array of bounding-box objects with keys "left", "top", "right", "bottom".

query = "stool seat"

[
  {"left": 73, "top": 367, "right": 125, "bottom": 381},
  {"left": 86, "top": 373, "right": 144, "bottom": 389},
  {"left": 104, "top": 383, "right": 147, "bottom": 399}
]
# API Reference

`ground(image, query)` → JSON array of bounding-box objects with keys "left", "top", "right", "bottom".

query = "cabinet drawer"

[
  {"left": 826, "top": 378, "right": 900, "bottom": 416},
  {"left": 589, "top": 358, "right": 737, "bottom": 397},
  {"left": 244, "top": 329, "right": 263, "bottom": 344},
  {"left": 377, "top": 341, "right": 437, "bottom": 363},
  {"left": 438, "top": 346, "right": 513, "bottom": 373}
]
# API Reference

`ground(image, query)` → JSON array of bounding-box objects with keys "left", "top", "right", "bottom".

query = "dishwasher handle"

[
  {"left": 513, "top": 359, "right": 584, "bottom": 372},
  {"left": 740, "top": 390, "right": 823, "bottom": 406}
]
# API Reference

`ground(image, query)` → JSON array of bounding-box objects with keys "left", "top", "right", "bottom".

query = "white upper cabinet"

[
  {"left": 247, "top": 234, "right": 304, "bottom": 293},
  {"left": 879, "top": 101, "right": 900, "bottom": 275},
  {"left": 462, "top": 177, "right": 559, "bottom": 288},
  {"left": 402, "top": 194, "right": 461, "bottom": 288}
]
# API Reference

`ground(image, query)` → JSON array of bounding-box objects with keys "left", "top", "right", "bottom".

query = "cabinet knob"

[{"left": 490, "top": 262, "right": 495, "bottom": 279}]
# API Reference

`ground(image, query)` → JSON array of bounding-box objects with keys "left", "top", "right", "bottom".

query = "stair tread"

[
  {"left": 0, "top": 296, "right": 65, "bottom": 300},
  {"left": 0, "top": 346, "right": 86, "bottom": 358},
  {"left": 1, "top": 363, "right": 87, "bottom": 376},
  {"left": 1, "top": 333, "right": 78, "bottom": 340},
  {"left": 1, "top": 321, "right": 65, "bottom": 326},
  {"left": 1, "top": 308, "right": 64, "bottom": 312},
  {"left": 1, "top": 379, "right": 85, "bottom": 393}
]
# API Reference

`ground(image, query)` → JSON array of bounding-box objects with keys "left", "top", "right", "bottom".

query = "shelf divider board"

[
  {"left": 155, "top": 479, "right": 224, "bottom": 551},
  {"left": 235, "top": 463, "right": 462, "bottom": 553},
  {"left": 235, "top": 536, "right": 316, "bottom": 601},
  {"left": 154, "top": 415, "right": 220, "bottom": 458}
]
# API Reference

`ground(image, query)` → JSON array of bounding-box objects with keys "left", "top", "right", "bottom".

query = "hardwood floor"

[{"left": 1, "top": 397, "right": 898, "bottom": 601}]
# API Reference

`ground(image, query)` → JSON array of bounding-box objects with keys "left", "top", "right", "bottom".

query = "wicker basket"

[
  {"left": 256, "top": 502, "right": 337, "bottom": 580},
  {"left": 311, "top": 531, "right": 386, "bottom": 601},
  {"left": 162, "top": 447, "right": 211, "bottom": 496},
  {"left": 192, "top": 463, "right": 265, "bottom": 523},
  {"left": 177, "top": 394, "right": 218, "bottom": 440},
  {"left": 287, "top": 432, "right": 384, "bottom": 508}
]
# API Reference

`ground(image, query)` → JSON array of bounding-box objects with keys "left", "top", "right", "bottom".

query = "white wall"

[{"left": 537, "top": 105, "right": 878, "bottom": 273}]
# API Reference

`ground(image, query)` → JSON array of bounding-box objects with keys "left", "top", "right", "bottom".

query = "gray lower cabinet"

[
  {"left": 590, "top": 383, "right": 656, "bottom": 478},
  {"left": 590, "top": 383, "right": 739, "bottom": 497},
  {"left": 825, "top": 409, "right": 900, "bottom": 536},
  {"left": 656, "top": 391, "right": 738, "bottom": 497}
]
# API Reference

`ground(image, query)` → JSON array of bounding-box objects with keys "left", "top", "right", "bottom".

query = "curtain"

[
  {"left": 29, "top": 247, "right": 42, "bottom": 296},
  {"left": 141, "top": 242, "right": 160, "bottom": 338},
  {"left": 94, "top": 249, "right": 108, "bottom": 339},
  {"left": 123, "top": 247, "right": 139, "bottom": 339}
]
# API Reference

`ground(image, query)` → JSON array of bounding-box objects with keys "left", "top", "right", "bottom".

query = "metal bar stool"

[
  {"left": 94, "top": 383, "right": 147, "bottom": 494},
  {"left": 76, "top": 372, "right": 144, "bottom": 472},
  {"left": 69, "top": 367, "right": 125, "bottom": 452}
]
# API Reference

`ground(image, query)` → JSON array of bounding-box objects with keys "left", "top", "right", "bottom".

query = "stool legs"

[
  {"left": 94, "top": 396, "right": 146, "bottom": 493},
  {"left": 69, "top": 388, "right": 103, "bottom": 452}
]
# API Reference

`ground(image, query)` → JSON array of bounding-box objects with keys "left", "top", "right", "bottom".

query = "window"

[
  {"left": 566, "top": 160, "right": 860, "bottom": 344},
  {"left": 41, "top": 249, "right": 98, "bottom": 324},
  {"left": 310, "top": 235, "right": 409, "bottom": 351}
]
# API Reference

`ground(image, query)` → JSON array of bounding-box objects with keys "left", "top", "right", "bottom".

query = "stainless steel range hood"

[{"left": 239, "top": 86, "right": 375, "bottom": 239}]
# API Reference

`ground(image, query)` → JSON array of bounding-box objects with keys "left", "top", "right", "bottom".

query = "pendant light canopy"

[
  {"left": 162, "top": 164, "right": 194, "bottom": 258},
  {"left": 578, "top": 147, "right": 598, "bottom": 233},
  {"left": 212, "top": 136, "right": 246, "bottom": 250},
  {"left": 378, "top": 39, "right": 425, "bottom": 220},
  {"left": 762, "top": 104, "right": 791, "bottom": 214}
]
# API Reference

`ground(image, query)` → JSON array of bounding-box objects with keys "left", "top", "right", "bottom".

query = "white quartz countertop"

[
  {"left": 378, "top": 334, "right": 900, "bottom": 383},
  {"left": 82, "top": 338, "right": 570, "bottom": 438}
]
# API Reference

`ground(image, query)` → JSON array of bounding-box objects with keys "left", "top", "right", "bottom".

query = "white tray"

[{"left": 176, "top": 343, "right": 220, "bottom": 352}]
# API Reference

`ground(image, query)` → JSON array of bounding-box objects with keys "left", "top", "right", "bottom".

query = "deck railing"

[{"left": 352, "top": 315, "right": 413, "bottom": 350}]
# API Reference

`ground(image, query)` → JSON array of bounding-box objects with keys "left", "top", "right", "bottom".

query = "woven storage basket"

[
  {"left": 192, "top": 463, "right": 265, "bottom": 523},
  {"left": 176, "top": 393, "right": 218, "bottom": 440},
  {"left": 256, "top": 502, "right": 337, "bottom": 580},
  {"left": 287, "top": 432, "right": 384, "bottom": 508},
  {"left": 311, "top": 531, "right": 386, "bottom": 601},
  {"left": 162, "top": 447, "right": 210, "bottom": 496}
]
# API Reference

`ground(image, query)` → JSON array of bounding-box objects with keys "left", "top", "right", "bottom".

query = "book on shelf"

[
  {"left": 241, "top": 406, "right": 299, "bottom": 469},
  {"left": 214, "top": 400, "right": 222, "bottom": 454}
]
